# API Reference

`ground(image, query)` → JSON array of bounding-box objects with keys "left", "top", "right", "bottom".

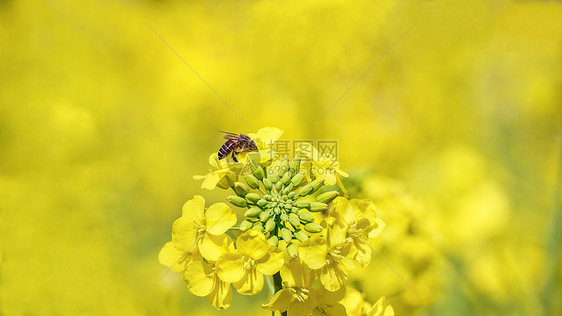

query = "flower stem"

[{"left": 272, "top": 272, "right": 287, "bottom": 316}]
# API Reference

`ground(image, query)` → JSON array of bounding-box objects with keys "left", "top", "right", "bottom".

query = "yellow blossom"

[
  {"left": 193, "top": 153, "right": 236, "bottom": 190},
  {"left": 171, "top": 195, "right": 236, "bottom": 261},
  {"left": 157, "top": 241, "right": 199, "bottom": 272},
  {"left": 263, "top": 257, "right": 346, "bottom": 316},
  {"left": 298, "top": 219, "right": 354, "bottom": 291},
  {"left": 184, "top": 259, "right": 233, "bottom": 310},
  {"left": 216, "top": 230, "right": 284, "bottom": 295}
]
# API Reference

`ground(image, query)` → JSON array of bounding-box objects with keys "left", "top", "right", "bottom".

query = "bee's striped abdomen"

[{"left": 218, "top": 139, "right": 236, "bottom": 160}]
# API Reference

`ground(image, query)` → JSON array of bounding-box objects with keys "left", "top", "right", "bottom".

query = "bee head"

[{"left": 247, "top": 140, "right": 258, "bottom": 151}]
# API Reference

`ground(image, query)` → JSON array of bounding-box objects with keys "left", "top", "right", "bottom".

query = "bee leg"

[{"left": 232, "top": 152, "right": 238, "bottom": 163}]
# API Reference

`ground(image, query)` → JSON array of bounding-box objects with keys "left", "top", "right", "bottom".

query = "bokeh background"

[{"left": 1, "top": 0, "right": 561, "bottom": 315}]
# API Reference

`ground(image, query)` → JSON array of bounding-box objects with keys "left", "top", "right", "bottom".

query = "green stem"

[{"left": 272, "top": 272, "right": 287, "bottom": 316}]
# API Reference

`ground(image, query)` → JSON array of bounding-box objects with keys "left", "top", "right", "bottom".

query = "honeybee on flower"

[{"left": 160, "top": 127, "right": 393, "bottom": 314}]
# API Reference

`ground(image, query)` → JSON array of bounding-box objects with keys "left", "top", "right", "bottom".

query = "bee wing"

[{"left": 218, "top": 131, "right": 239, "bottom": 140}]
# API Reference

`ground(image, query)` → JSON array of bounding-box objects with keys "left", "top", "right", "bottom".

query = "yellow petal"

[
  {"left": 324, "top": 172, "right": 337, "bottom": 186},
  {"left": 316, "top": 286, "right": 346, "bottom": 305},
  {"left": 184, "top": 261, "right": 214, "bottom": 297},
  {"left": 205, "top": 203, "right": 237, "bottom": 235},
  {"left": 262, "top": 288, "right": 293, "bottom": 312},
  {"left": 182, "top": 195, "right": 205, "bottom": 220},
  {"left": 172, "top": 217, "right": 198, "bottom": 252},
  {"left": 384, "top": 305, "right": 394, "bottom": 316},
  {"left": 281, "top": 258, "right": 315, "bottom": 288},
  {"left": 216, "top": 253, "right": 245, "bottom": 282},
  {"left": 200, "top": 233, "right": 234, "bottom": 262},
  {"left": 320, "top": 261, "right": 347, "bottom": 292},
  {"left": 352, "top": 237, "right": 372, "bottom": 267},
  {"left": 298, "top": 236, "right": 328, "bottom": 269},
  {"left": 158, "top": 242, "right": 189, "bottom": 272},
  {"left": 368, "top": 297, "right": 385, "bottom": 316},
  {"left": 325, "top": 216, "right": 347, "bottom": 248},
  {"left": 200, "top": 173, "right": 220, "bottom": 190},
  {"left": 249, "top": 127, "right": 283, "bottom": 149},
  {"left": 207, "top": 278, "right": 233, "bottom": 310},
  {"left": 317, "top": 303, "right": 347, "bottom": 316},
  {"left": 288, "top": 299, "right": 316, "bottom": 316},
  {"left": 369, "top": 217, "right": 386, "bottom": 238},
  {"left": 233, "top": 268, "right": 264, "bottom": 295},
  {"left": 236, "top": 230, "right": 269, "bottom": 260},
  {"left": 256, "top": 247, "right": 284, "bottom": 275}
]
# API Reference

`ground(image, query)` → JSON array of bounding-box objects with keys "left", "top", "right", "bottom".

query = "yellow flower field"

[{"left": 1, "top": 0, "right": 560, "bottom": 315}]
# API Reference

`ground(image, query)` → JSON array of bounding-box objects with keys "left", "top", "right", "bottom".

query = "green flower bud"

[
  {"left": 291, "top": 173, "right": 305, "bottom": 187},
  {"left": 296, "top": 200, "right": 310, "bottom": 208},
  {"left": 291, "top": 207, "right": 299, "bottom": 213},
  {"left": 298, "top": 211, "right": 315, "bottom": 223},
  {"left": 288, "top": 192, "right": 295, "bottom": 199},
  {"left": 280, "top": 213, "right": 289, "bottom": 222},
  {"left": 244, "top": 174, "right": 260, "bottom": 189},
  {"left": 275, "top": 181, "right": 283, "bottom": 192},
  {"left": 289, "top": 158, "right": 301, "bottom": 176},
  {"left": 316, "top": 191, "right": 339, "bottom": 204},
  {"left": 310, "top": 178, "right": 325, "bottom": 193},
  {"left": 268, "top": 172, "right": 278, "bottom": 184},
  {"left": 227, "top": 195, "right": 247, "bottom": 208},
  {"left": 263, "top": 178, "right": 273, "bottom": 191},
  {"left": 281, "top": 188, "right": 289, "bottom": 195},
  {"left": 274, "top": 207, "right": 281, "bottom": 215},
  {"left": 244, "top": 207, "right": 262, "bottom": 218},
  {"left": 260, "top": 210, "right": 272, "bottom": 222},
  {"left": 267, "top": 235, "right": 279, "bottom": 247},
  {"left": 298, "top": 184, "right": 313, "bottom": 196},
  {"left": 285, "top": 183, "right": 294, "bottom": 192},
  {"left": 257, "top": 199, "right": 268, "bottom": 208},
  {"left": 264, "top": 194, "right": 272, "bottom": 201},
  {"left": 304, "top": 223, "right": 323, "bottom": 233},
  {"left": 278, "top": 159, "right": 289, "bottom": 176},
  {"left": 251, "top": 162, "right": 265, "bottom": 180},
  {"left": 286, "top": 243, "right": 298, "bottom": 258},
  {"left": 234, "top": 182, "right": 250, "bottom": 197},
  {"left": 265, "top": 218, "right": 276, "bottom": 232},
  {"left": 253, "top": 223, "right": 265, "bottom": 232},
  {"left": 246, "top": 192, "right": 261, "bottom": 204},
  {"left": 294, "top": 229, "right": 309, "bottom": 242},
  {"left": 281, "top": 172, "right": 291, "bottom": 185},
  {"left": 240, "top": 220, "right": 253, "bottom": 232},
  {"left": 310, "top": 202, "right": 328, "bottom": 212},
  {"left": 280, "top": 228, "right": 293, "bottom": 243},
  {"left": 288, "top": 215, "right": 301, "bottom": 228}
]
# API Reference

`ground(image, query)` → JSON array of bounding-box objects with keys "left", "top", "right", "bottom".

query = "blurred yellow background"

[{"left": 1, "top": 0, "right": 561, "bottom": 315}]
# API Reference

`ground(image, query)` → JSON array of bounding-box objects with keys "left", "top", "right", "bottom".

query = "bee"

[{"left": 217, "top": 131, "right": 258, "bottom": 163}]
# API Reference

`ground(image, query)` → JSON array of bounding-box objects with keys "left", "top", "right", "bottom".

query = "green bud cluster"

[{"left": 226, "top": 157, "right": 339, "bottom": 258}]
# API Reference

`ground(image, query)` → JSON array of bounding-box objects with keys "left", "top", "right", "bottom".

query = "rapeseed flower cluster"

[{"left": 159, "top": 127, "right": 393, "bottom": 315}]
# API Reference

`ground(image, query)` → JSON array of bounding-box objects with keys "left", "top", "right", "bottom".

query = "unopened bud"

[
  {"left": 316, "top": 191, "right": 339, "bottom": 204},
  {"left": 298, "top": 211, "right": 315, "bottom": 223},
  {"left": 296, "top": 200, "right": 310, "bottom": 208},
  {"left": 310, "top": 202, "right": 328, "bottom": 212},
  {"left": 298, "top": 184, "right": 313, "bottom": 196},
  {"left": 280, "top": 228, "right": 293, "bottom": 243},
  {"left": 294, "top": 229, "right": 309, "bottom": 242},
  {"left": 246, "top": 192, "right": 261, "bottom": 204},
  {"left": 227, "top": 195, "right": 247, "bottom": 208},
  {"left": 260, "top": 210, "right": 271, "bottom": 222},
  {"left": 310, "top": 178, "right": 325, "bottom": 193},
  {"left": 288, "top": 215, "right": 301, "bottom": 228},
  {"left": 257, "top": 199, "right": 268, "bottom": 208},
  {"left": 267, "top": 235, "right": 279, "bottom": 247},
  {"left": 234, "top": 182, "right": 250, "bottom": 197},
  {"left": 286, "top": 243, "right": 298, "bottom": 258},
  {"left": 265, "top": 218, "right": 276, "bottom": 232},
  {"left": 263, "top": 178, "right": 273, "bottom": 191},
  {"left": 244, "top": 207, "right": 261, "bottom": 218},
  {"left": 240, "top": 220, "right": 253, "bottom": 232},
  {"left": 291, "top": 173, "right": 305, "bottom": 187},
  {"left": 253, "top": 223, "right": 264, "bottom": 232},
  {"left": 244, "top": 174, "right": 260, "bottom": 189},
  {"left": 304, "top": 223, "right": 323, "bottom": 233},
  {"left": 281, "top": 172, "right": 291, "bottom": 185},
  {"left": 251, "top": 162, "right": 265, "bottom": 180}
]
